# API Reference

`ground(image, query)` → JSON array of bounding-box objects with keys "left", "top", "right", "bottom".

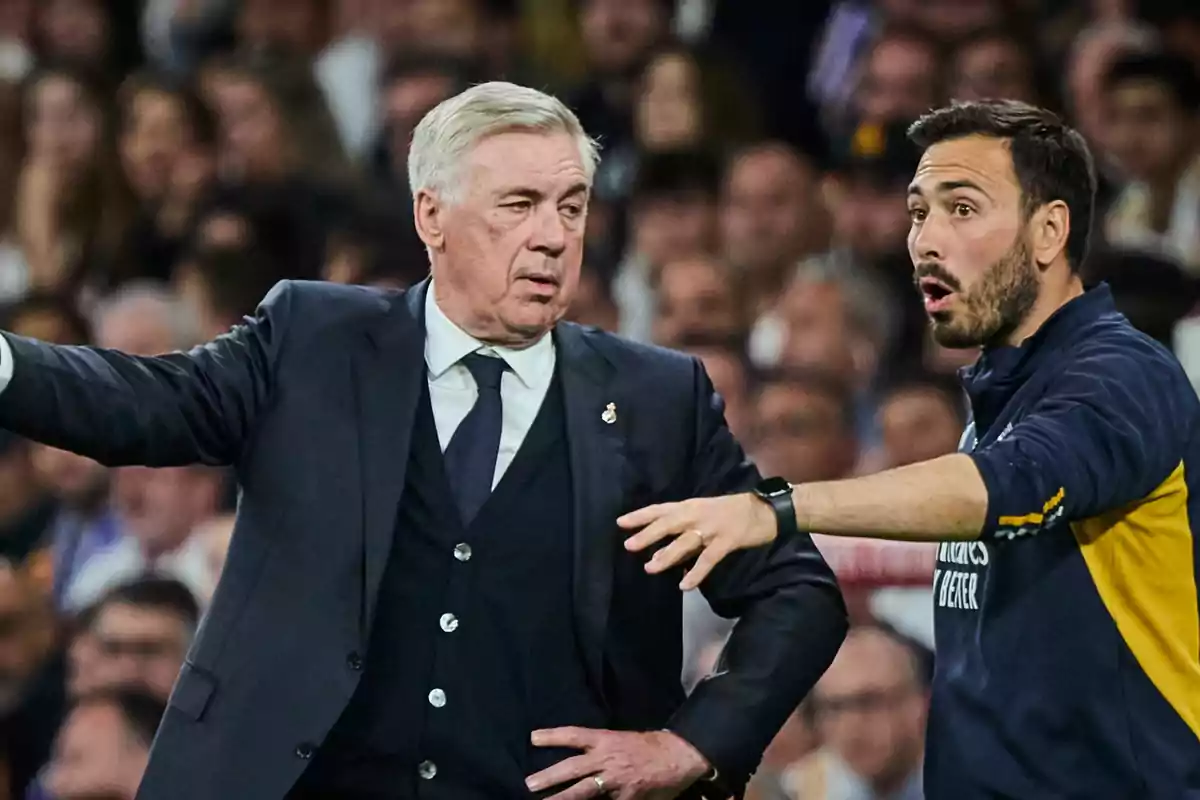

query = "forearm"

[{"left": 791, "top": 453, "right": 988, "bottom": 541}]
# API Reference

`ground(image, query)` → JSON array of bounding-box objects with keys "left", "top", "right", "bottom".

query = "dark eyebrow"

[
  {"left": 498, "top": 183, "right": 590, "bottom": 202},
  {"left": 559, "top": 182, "right": 590, "bottom": 201},
  {"left": 908, "top": 179, "right": 992, "bottom": 199}
]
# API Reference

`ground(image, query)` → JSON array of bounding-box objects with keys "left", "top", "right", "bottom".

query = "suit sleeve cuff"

[{"left": 0, "top": 333, "right": 14, "bottom": 394}]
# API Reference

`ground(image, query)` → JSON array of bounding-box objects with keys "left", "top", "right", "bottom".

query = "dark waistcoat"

[{"left": 292, "top": 371, "right": 606, "bottom": 799}]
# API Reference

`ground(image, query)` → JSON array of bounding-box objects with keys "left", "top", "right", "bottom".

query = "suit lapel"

[
  {"left": 555, "top": 323, "right": 626, "bottom": 707},
  {"left": 353, "top": 279, "right": 429, "bottom": 636}
]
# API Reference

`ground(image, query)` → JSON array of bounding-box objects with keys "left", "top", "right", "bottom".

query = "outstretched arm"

[
  {"left": 623, "top": 341, "right": 1189, "bottom": 588},
  {"left": 0, "top": 280, "right": 295, "bottom": 468}
]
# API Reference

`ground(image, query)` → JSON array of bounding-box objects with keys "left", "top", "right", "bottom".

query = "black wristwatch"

[{"left": 753, "top": 477, "right": 799, "bottom": 539}]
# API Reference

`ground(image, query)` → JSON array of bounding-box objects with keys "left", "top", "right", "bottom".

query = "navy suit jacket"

[{"left": 0, "top": 279, "right": 847, "bottom": 799}]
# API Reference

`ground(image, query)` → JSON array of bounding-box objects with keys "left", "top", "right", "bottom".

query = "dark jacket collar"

[{"left": 960, "top": 282, "right": 1117, "bottom": 425}]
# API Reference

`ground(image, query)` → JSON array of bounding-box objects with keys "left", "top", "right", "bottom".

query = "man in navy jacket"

[
  {"left": 628, "top": 100, "right": 1200, "bottom": 799},
  {"left": 0, "top": 82, "right": 848, "bottom": 799}
]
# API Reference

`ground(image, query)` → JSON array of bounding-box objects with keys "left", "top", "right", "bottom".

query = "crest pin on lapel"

[{"left": 601, "top": 402, "right": 617, "bottom": 425}]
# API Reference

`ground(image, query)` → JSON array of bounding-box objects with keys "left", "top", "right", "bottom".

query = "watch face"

[{"left": 757, "top": 477, "right": 791, "bottom": 497}]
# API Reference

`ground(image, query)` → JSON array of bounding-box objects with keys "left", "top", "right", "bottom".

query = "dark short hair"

[
  {"left": 118, "top": 70, "right": 218, "bottom": 148},
  {"left": 907, "top": 100, "right": 1097, "bottom": 271},
  {"left": 752, "top": 367, "right": 855, "bottom": 431},
  {"left": 94, "top": 576, "right": 200, "bottom": 630},
  {"left": 880, "top": 369, "right": 970, "bottom": 427},
  {"left": 182, "top": 244, "right": 283, "bottom": 322},
  {"left": 1102, "top": 51, "right": 1200, "bottom": 111},
  {"left": 72, "top": 686, "right": 166, "bottom": 749},
  {"left": 631, "top": 149, "right": 722, "bottom": 204}
]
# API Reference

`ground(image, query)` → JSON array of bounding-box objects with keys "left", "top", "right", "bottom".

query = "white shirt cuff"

[{"left": 0, "top": 333, "right": 14, "bottom": 394}]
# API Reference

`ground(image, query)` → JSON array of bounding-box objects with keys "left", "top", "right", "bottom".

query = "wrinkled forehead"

[
  {"left": 461, "top": 129, "right": 591, "bottom": 194},
  {"left": 908, "top": 135, "right": 1020, "bottom": 203}
]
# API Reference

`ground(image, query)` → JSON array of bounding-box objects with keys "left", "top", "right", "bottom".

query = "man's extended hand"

[
  {"left": 618, "top": 493, "right": 777, "bottom": 590},
  {"left": 525, "top": 727, "right": 711, "bottom": 799}
]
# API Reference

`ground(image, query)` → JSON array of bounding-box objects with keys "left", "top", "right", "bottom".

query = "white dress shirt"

[
  {"left": 0, "top": 332, "right": 12, "bottom": 392},
  {"left": 423, "top": 285, "right": 556, "bottom": 487}
]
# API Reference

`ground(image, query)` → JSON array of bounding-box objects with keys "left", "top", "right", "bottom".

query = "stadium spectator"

[
  {"left": 851, "top": 27, "right": 943, "bottom": 130},
  {"left": 677, "top": 332, "right": 754, "bottom": 443},
  {"left": 781, "top": 623, "right": 930, "bottom": 799},
  {"left": 721, "top": 142, "right": 828, "bottom": 318},
  {"left": 750, "top": 368, "right": 858, "bottom": 485},
  {"left": 65, "top": 465, "right": 220, "bottom": 611},
  {"left": 0, "top": 558, "right": 65, "bottom": 800},
  {"left": 42, "top": 687, "right": 165, "bottom": 800},
  {"left": 948, "top": 26, "right": 1041, "bottom": 105},
  {"left": 875, "top": 373, "right": 968, "bottom": 469},
  {"left": 77, "top": 578, "right": 198, "bottom": 701},
  {"left": 652, "top": 254, "right": 748, "bottom": 347},
  {"left": 1101, "top": 51, "right": 1200, "bottom": 271}
]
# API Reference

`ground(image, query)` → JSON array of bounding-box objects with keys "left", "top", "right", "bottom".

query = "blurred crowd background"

[{"left": 0, "top": 0, "right": 1198, "bottom": 798}]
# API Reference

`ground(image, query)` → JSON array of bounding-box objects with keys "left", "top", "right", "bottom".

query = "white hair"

[{"left": 407, "top": 81, "right": 601, "bottom": 205}]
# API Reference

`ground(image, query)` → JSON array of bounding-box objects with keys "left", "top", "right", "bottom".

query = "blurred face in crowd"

[
  {"left": 685, "top": 345, "right": 752, "bottom": 443},
  {"left": 31, "top": 444, "right": 108, "bottom": 509},
  {"left": 94, "top": 299, "right": 179, "bottom": 355},
  {"left": 45, "top": 700, "right": 150, "bottom": 800},
  {"left": 409, "top": 0, "right": 484, "bottom": 61},
  {"left": 215, "top": 76, "right": 287, "bottom": 181},
  {"left": 418, "top": 130, "right": 587, "bottom": 345},
  {"left": 39, "top": 0, "right": 109, "bottom": 68},
  {"left": 721, "top": 145, "right": 823, "bottom": 277},
  {"left": 779, "top": 278, "right": 874, "bottom": 389},
  {"left": 0, "top": 565, "right": 47, "bottom": 713},
  {"left": 27, "top": 73, "right": 100, "bottom": 171},
  {"left": 951, "top": 36, "right": 1036, "bottom": 104},
  {"left": 653, "top": 256, "right": 744, "bottom": 346},
  {"left": 113, "top": 467, "right": 221, "bottom": 557},
  {"left": 120, "top": 88, "right": 189, "bottom": 203},
  {"left": 907, "top": 135, "right": 1043, "bottom": 349},
  {"left": 752, "top": 381, "right": 856, "bottom": 484},
  {"left": 1067, "top": 26, "right": 1155, "bottom": 147},
  {"left": 830, "top": 176, "right": 912, "bottom": 260},
  {"left": 909, "top": 0, "right": 1002, "bottom": 42},
  {"left": 631, "top": 188, "right": 716, "bottom": 267},
  {"left": 579, "top": 0, "right": 669, "bottom": 77},
  {"left": 856, "top": 35, "right": 940, "bottom": 127},
  {"left": 1105, "top": 78, "right": 1196, "bottom": 184},
  {"left": 637, "top": 51, "right": 703, "bottom": 150},
  {"left": 810, "top": 629, "right": 928, "bottom": 793},
  {"left": 383, "top": 70, "right": 458, "bottom": 175},
  {"left": 879, "top": 385, "right": 964, "bottom": 468},
  {"left": 237, "top": 0, "right": 328, "bottom": 56},
  {"left": 89, "top": 601, "right": 191, "bottom": 700}
]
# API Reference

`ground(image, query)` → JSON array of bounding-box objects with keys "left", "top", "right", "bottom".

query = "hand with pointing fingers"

[
  {"left": 525, "top": 727, "right": 711, "bottom": 799},
  {"left": 618, "top": 493, "right": 778, "bottom": 590}
]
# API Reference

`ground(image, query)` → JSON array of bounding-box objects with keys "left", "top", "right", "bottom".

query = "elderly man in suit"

[{"left": 0, "top": 82, "right": 847, "bottom": 800}]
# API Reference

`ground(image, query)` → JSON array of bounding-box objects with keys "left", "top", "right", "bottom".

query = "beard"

[{"left": 921, "top": 235, "right": 1040, "bottom": 349}]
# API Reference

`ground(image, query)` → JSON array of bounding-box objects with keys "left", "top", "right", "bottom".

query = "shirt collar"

[{"left": 423, "top": 282, "right": 555, "bottom": 388}]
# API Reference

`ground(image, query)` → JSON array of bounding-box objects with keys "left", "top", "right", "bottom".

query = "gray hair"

[
  {"left": 791, "top": 253, "right": 897, "bottom": 352},
  {"left": 407, "top": 81, "right": 601, "bottom": 205},
  {"left": 91, "top": 280, "right": 200, "bottom": 351}
]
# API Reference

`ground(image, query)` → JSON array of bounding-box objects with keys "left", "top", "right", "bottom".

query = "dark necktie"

[{"left": 443, "top": 352, "right": 508, "bottom": 524}]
